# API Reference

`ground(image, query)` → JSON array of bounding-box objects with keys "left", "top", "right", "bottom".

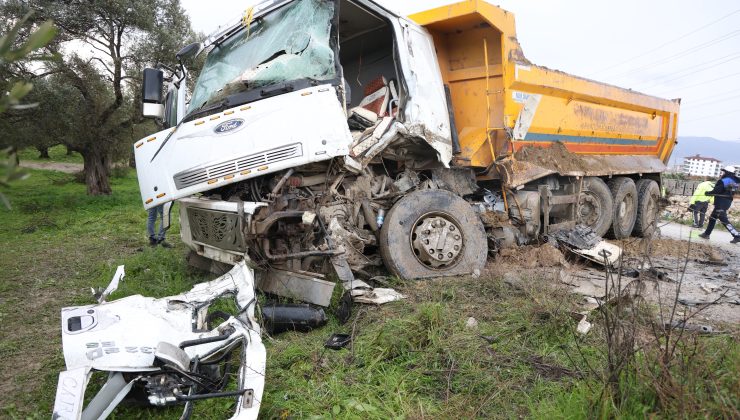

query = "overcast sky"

[{"left": 181, "top": 0, "right": 740, "bottom": 141}]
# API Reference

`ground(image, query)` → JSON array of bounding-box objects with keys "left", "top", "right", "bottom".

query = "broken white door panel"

[
  {"left": 394, "top": 17, "right": 453, "bottom": 166},
  {"left": 54, "top": 261, "right": 266, "bottom": 420}
]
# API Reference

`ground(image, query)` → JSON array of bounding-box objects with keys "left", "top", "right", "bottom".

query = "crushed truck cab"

[{"left": 134, "top": 0, "right": 679, "bottom": 288}]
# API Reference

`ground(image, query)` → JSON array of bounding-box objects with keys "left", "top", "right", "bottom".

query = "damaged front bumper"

[{"left": 53, "top": 262, "right": 266, "bottom": 420}]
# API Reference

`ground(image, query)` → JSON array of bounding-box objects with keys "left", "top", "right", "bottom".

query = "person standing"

[
  {"left": 698, "top": 166, "right": 740, "bottom": 244},
  {"left": 688, "top": 179, "right": 714, "bottom": 228},
  {"left": 147, "top": 204, "right": 173, "bottom": 248}
]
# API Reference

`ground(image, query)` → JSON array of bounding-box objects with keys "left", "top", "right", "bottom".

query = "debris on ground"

[
  {"left": 498, "top": 243, "right": 568, "bottom": 268},
  {"left": 465, "top": 317, "right": 479, "bottom": 330},
  {"left": 324, "top": 333, "right": 352, "bottom": 350},
  {"left": 493, "top": 228, "right": 740, "bottom": 326}
]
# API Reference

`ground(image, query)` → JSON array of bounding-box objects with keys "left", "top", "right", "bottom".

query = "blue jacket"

[{"left": 707, "top": 173, "right": 739, "bottom": 209}]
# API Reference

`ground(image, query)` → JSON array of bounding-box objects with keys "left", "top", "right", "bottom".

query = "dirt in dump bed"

[
  {"left": 514, "top": 142, "right": 587, "bottom": 173},
  {"left": 614, "top": 238, "right": 725, "bottom": 262}
]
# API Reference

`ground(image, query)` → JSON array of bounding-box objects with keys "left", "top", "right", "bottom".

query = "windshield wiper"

[
  {"left": 260, "top": 82, "right": 294, "bottom": 98},
  {"left": 149, "top": 99, "right": 228, "bottom": 162}
]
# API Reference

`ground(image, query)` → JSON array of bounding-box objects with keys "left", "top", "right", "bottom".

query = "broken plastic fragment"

[{"left": 97, "top": 265, "right": 125, "bottom": 303}]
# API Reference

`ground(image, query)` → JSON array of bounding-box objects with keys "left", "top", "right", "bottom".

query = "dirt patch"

[
  {"left": 615, "top": 238, "right": 726, "bottom": 261},
  {"left": 499, "top": 244, "right": 568, "bottom": 268},
  {"left": 514, "top": 142, "right": 587, "bottom": 173},
  {"left": 19, "top": 161, "right": 83, "bottom": 174}
]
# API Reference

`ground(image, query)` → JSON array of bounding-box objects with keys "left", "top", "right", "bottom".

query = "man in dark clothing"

[{"left": 699, "top": 166, "right": 740, "bottom": 244}]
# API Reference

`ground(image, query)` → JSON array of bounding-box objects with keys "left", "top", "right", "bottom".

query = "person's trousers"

[
  {"left": 692, "top": 201, "right": 709, "bottom": 227},
  {"left": 147, "top": 205, "right": 165, "bottom": 241},
  {"left": 703, "top": 206, "right": 739, "bottom": 237}
]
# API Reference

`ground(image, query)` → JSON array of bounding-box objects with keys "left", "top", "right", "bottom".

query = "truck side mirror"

[
  {"left": 176, "top": 42, "right": 201, "bottom": 63},
  {"left": 142, "top": 68, "right": 164, "bottom": 119}
]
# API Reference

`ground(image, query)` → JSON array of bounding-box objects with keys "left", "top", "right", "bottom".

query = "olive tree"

[{"left": 2, "top": 0, "right": 195, "bottom": 195}]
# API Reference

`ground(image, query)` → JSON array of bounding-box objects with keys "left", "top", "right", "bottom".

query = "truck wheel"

[
  {"left": 633, "top": 179, "right": 660, "bottom": 238},
  {"left": 577, "top": 177, "right": 613, "bottom": 237},
  {"left": 607, "top": 177, "right": 638, "bottom": 239},
  {"left": 379, "top": 189, "right": 487, "bottom": 280}
]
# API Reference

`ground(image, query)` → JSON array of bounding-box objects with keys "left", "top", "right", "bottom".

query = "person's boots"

[
  {"left": 157, "top": 238, "right": 173, "bottom": 248},
  {"left": 149, "top": 236, "right": 158, "bottom": 246},
  {"left": 731, "top": 236, "right": 740, "bottom": 244},
  {"left": 698, "top": 232, "right": 710, "bottom": 239}
]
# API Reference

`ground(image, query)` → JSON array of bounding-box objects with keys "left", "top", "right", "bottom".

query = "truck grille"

[
  {"left": 186, "top": 207, "right": 245, "bottom": 252},
  {"left": 173, "top": 143, "right": 303, "bottom": 190}
]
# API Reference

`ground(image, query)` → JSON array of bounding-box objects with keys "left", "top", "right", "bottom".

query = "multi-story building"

[{"left": 682, "top": 155, "right": 722, "bottom": 177}]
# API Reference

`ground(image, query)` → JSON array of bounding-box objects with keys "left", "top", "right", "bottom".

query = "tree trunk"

[
  {"left": 82, "top": 148, "right": 112, "bottom": 195},
  {"left": 128, "top": 148, "right": 136, "bottom": 168},
  {"left": 37, "top": 146, "right": 50, "bottom": 159},
  {"left": 66, "top": 145, "right": 74, "bottom": 156}
]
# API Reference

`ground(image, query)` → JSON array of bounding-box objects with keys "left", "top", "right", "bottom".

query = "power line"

[
  {"left": 675, "top": 86, "right": 740, "bottom": 105},
  {"left": 608, "top": 29, "right": 740, "bottom": 80},
  {"left": 653, "top": 71, "right": 740, "bottom": 95},
  {"left": 591, "top": 8, "right": 740, "bottom": 76},
  {"left": 637, "top": 52, "right": 740, "bottom": 89},
  {"left": 682, "top": 108, "right": 740, "bottom": 123},
  {"left": 682, "top": 94, "right": 740, "bottom": 109}
]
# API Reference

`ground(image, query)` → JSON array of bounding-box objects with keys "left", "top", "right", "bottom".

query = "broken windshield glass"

[{"left": 188, "top": 0, "right": 337, "bottom": 113}]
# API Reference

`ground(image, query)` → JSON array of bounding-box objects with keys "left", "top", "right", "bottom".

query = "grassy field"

[
  {"left": 1, "top": 164, "right": 738, "bottom": 419},
  {"left": 16, "top": 145, "right": 83, "bottom": 164}
]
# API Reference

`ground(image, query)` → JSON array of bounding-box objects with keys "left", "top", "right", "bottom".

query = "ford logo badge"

[{"left": 214, "top": 119, "right": 245, "bottom": 134}]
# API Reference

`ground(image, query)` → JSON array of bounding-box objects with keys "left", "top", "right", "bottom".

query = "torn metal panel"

[
  {"left": 256, "top": 269, "right": 336, "bottom": 307},
  {"left": 351, "top": 287, "right": 406, "bottom": 305},
  {"left": 54, "top": 262, "right": 265, "bottom": 420},
  {"left": 571, "top": 241, "right": 622, "bottom": 266},
  {"left": 513, "top": 93, "right": 542, "bottom": 140}
]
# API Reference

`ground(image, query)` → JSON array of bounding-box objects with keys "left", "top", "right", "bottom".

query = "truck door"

[{"left": 394, "top": 18, "right": 453, "bottom": 166}]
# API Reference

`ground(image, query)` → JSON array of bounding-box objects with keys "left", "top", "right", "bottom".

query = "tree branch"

[{"left": 88, "top": 57, "right": 115, "bottom": 76}]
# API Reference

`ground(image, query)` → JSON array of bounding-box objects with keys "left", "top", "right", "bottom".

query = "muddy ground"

[{"left": 493, "top": 236, "right": 740, "bottom": 329}]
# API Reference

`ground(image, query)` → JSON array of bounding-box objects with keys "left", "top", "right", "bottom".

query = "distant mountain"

[{"left": 670, "top": 137, "right": 740, "bottom": 166}]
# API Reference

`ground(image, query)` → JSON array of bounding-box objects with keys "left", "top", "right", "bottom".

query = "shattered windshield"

[{"left": 188, "top": 0, "right": 337, "bottom": 113}]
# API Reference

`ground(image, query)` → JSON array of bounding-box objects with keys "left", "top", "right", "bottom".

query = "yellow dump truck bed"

[{"left": 411, "top": 0, "right": 680, "bottom": 184}]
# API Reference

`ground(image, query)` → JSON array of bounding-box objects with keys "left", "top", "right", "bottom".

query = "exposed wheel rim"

[
  {"left": 578, "top": 193, "right": 602, "bottom": 227},
  {"left": 410, "top": 212, "right": 464, "bottom": 269}
]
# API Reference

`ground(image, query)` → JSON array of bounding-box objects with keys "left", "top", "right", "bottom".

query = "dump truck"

[
  {"left": 53, "top": 1, "right": 681, "bottom": 418},
  {"left": 134, "top": 0, "right": 680, "bottom": 292}
]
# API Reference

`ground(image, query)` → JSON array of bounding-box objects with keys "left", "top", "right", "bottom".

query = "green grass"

[
  {"left": 1, "top": 164, "right": 738, "bottom": 419},
  {"left": 17, "top": 145, "right": 83, "bottom": 164}
]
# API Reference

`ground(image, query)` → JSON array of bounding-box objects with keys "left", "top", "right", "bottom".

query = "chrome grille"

[{"left": 173, "top": 143, "right": 303, "bottom": 190}]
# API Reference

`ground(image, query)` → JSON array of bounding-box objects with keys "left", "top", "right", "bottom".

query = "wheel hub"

[
  {"left": 411, "top": 214, "right": 464, "bottom": 269},
  {"left": 578, "top": 194, "right": 600, "bottom": 226}
]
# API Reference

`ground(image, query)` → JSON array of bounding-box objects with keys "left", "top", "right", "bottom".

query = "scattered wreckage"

[
  {"left": 54, "top": 0, "right": 684, "bottom": 417},
  {"left": 54, "top": 262, "right": 265, "bottom": 419}
]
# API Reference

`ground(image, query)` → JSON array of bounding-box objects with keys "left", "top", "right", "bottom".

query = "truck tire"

[
  {"left": 379, "top": 189, "right": 487, "bottom": 280},
  {"left": 577, "top": 177, "right": 613, "bottom": 237},
  {"left": 606, "top": 177, "right": 638, "bottom": 239},
  {"left": 633, "top": 179, "right": 660, "bottom": 238}
]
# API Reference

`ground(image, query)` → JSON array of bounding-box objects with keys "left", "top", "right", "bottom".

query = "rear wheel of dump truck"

[
  {"left": 577, "top": 177, "right": 613, "bottom": 237},
  {"left": 379, "top": 189, "right": 487, "bottom": 279},
  {"left": 633, "top": 179, "right": 660, "bottom": 238},
  {"left": 607, "top": 177, "right": 638, "bottom": 239}
]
